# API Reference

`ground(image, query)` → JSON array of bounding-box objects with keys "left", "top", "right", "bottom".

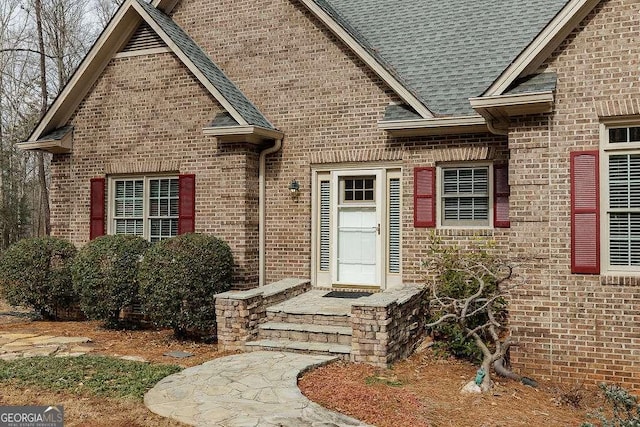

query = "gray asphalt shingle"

[
  {"left": 137, "top": 0, "right": 274, "bottom": 129},
  {"left": 319, "top": 0, "right": 569, "bottom": 116}
]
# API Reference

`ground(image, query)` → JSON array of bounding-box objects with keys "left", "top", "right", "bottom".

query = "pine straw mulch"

[
  {"left": 299, "top": 348, "right": 605, "bottom": 427},
  {"left": 0, "top": 304, "right": 609, "bottom": 427}
]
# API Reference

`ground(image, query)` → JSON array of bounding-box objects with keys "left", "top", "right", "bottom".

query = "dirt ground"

[
  {"left": 299, "top": 350, "right": 603, "bottom": 427},
  {"left": 0, "top": 302, "right": 607, "bottom": 427}
]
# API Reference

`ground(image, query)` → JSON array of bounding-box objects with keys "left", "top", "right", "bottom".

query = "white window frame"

[
  {"left": 600, "top": 120, "right": 640, "bottom": 274},
  {"left": 107, "top": 175, "right": 179, "bottom": 242},
  {"left": 436, "top": 162, "right": 493, "bottom": 229}
]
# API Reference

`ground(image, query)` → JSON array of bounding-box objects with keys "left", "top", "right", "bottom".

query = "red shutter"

[
  {"left": 89, "top": 178, "right": 105, "bottom": 240},
  {"left": 178, "top": 174, "right": 195, "bottom": 234},
  {"left": 494, "top": 164, "right": 510, "bottom": 228},
  {"left": 414, "top": 167, "right": 436, "bottom": 228},
  {"left": 571, "top": 151, "right": 600, "bottom": 274}
]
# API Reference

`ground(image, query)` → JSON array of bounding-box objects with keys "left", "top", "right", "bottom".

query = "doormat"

[{"left": 323, "top": 291, "right": 373, "bottom": 299}]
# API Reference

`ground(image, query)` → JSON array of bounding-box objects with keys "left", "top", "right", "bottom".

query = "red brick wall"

[
  {"left": 51, "top": 52, "right": 261, "bottom": 287},
  {"left": 49, "top": 0, "right": 640, "bottom": 389},
  {"left": 508, "top": 0, "right": 640, "bottom": 390}
]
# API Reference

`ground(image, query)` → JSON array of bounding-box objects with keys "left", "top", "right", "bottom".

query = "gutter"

[
  {"left": 378, "top": 115, "right": 488, "bottom": 136},
  {"left": 258, "top": 138, "right": 283, "bottom": 286}
]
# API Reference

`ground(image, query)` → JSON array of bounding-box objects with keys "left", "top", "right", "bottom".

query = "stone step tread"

[
  {"left": 258, "top": 322, "right": 352, "bottom": 336},
  {"left": 246, "top": 339, "right": 351, "bottom": 355},
  {"left": 266, "top": 307, "right": 351, "bottom": 317}
]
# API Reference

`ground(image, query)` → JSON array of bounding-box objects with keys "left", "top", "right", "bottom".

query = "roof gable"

[{"left": 27, "top": 0, "right": 274, "bottom": 143}]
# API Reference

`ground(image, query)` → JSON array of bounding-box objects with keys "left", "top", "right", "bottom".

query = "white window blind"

[
  {"left": 608, "top": 154, "right": 640, "bottom": 266},
  {"left": 112, "top": 177, "right": 178, "bottom": 242},
  {"left": 442, "top": 167, "right": 489, "bottom": 225}
]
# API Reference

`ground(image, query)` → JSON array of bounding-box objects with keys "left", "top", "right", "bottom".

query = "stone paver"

[
  {"left": 269, "top": 290, "right": 366, "bottom": 316},
  {"left": 0, "top": 333, "right": 92, "bottom": 359},
  {"left": 145, "top": 351, "right": 370, "bottom": 427}
]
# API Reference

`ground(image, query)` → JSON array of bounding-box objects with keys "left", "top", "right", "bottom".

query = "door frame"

[{"left": 311, "top": 163, "right": 403, "bottom": 290}]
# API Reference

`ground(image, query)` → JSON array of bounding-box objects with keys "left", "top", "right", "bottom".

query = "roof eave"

[
  {"left": 484, "top": 0, "right": 601, "bottom": 96},
  {"left": 203, "top": 126, "right": 284, "bottom": 143},
  {"left": 470, "top": 91, "right": 555, "bottom": 121},
  {"left": 151, "top": 0, "right": 179, "bottom": 14},
  {"left": 378, "top": 115, "right": 488, "bottom": 137},
  {"left": 18, "top": 130, "right": 73, "bottom": 154}
]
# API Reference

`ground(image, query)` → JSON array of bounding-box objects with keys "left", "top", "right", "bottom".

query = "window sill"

[
  {"left": 434, "top": 228, "right": 494, "bottom": 237},
  {"left": 600, "top": 274, "right": 640, "bottom": 286}
]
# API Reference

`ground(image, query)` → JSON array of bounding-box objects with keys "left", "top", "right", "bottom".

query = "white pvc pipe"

[{"left": 258, "top": 139, "right": 282, "bottom": 286}]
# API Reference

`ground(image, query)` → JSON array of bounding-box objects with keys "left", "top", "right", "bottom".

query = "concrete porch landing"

[{"left": 267, "top": 290, "right": 364, "bottom": 316}]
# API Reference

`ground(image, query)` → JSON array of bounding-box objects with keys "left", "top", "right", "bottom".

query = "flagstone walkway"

[
  {"left": 0, "top": 333, "right": 93, "bottom": 360},
  {"left": 144, "top": 351, "right": 369, "bottom": 427}
]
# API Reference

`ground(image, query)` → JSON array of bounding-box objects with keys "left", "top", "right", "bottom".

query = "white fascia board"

[
  {"left": 203, "top": 125, "right": 284, "bottom": 140},
  {"left": 27, "top": 0, "right": 140, "bottom": 142},
  {"left": 152, "top": 0, "right": 180, "bottom": 14},
  {"left": 18, "top": 131, "right": 73, "bottom": 154},
  {"left": 378, "top": 115, "right": 488, "bottom": 136},
  {"left": 132, "top": 1, "right": 249, "bottom": 126},
  {"left": 469, "top": 91, "right": 554, "bottom": 109},
  {"left": 485, "top": 0, "right": 601, "bottom": 96},
  {"left": 298, "top": 0, "right": 433, "bottom": 119},
  {"left": 379, "top": 115, "right": 486, "bottom": 130}
]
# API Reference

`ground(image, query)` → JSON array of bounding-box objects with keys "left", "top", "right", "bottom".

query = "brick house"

[{"left": 20, "top": 0, "right": 639, "bottom": 388}]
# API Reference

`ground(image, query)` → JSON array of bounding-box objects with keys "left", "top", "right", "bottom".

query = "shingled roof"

[{"left": 318, "top": 0, "right": 569, "bottom": 116}]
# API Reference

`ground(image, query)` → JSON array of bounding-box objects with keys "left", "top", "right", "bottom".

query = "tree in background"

[{"left": 0, "top": 0, "right": 106, "bottom": 245}]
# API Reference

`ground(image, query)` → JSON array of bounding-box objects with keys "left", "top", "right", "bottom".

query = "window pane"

[
  {"left": 609, "top": 154, "right": 640, "bottom": 208},
  {"left": 609, "top": 128, "right": 628, "bottom": 143},
  {"left": 115, "top": 219, "right": 143, "bottom": 236},
  {"left": 441, "top": 166, "right": 489, "bottom": 225},
  {"left": 610, "top": 213, "right": 640, "bottom": 266},
  {"left": 342, "top": 177, "right": 375, "bottom": 202}
]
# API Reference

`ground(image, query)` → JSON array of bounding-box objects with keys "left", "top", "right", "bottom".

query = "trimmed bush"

[
  {"left": 0, "top": 237, "right": 77, "bottom": 319},
  {"left": 72, "top": 234, "right": 149, "bottom": 327},
  {"left": 138, "top": 233, "right": 233, "bottom": 337}
]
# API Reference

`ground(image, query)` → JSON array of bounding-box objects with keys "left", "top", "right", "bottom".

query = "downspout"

[{"left": 258, "top": 138, "right": 282, "bottom": 286}]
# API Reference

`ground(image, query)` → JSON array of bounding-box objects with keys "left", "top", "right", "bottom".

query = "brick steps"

[
  {"left": 258, "top": 321, "right": 352, "bottom": 345},
  {"left": 245, "top": 339, "right": 351, "bottom": 358}
]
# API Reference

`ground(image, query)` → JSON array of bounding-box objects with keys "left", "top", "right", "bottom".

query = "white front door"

[
  {"left": 313, "top": 167, "right": 402, "bottom": 289},
  {"left": 332, "top": 170, "right": 382, "bottom": 286}
]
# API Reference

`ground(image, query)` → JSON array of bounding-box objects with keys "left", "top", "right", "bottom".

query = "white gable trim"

[
  {"left": 26, "top": 0, "right": 250, "bottom": 143},
  {"left": 484, "top": 0, "right": 601, "bottom": 96},
  {"left": 297, "top": 0, "right": 434, "bottom": 119}
]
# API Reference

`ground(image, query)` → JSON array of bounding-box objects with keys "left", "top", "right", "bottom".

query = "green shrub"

[
  {"left": 72, "top": 234, "right": 149, "bottom": 327},
  {"left": 138, "top": 233, "right": 233, "bottom": 337},
  {"left": 0, "top": 237, "right": 77, "bottom": 319},
  {"left": 583, "top": 383, "right": 640, "bottom": 427}
]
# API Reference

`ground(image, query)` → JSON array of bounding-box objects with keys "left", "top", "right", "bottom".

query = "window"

[
  {"left": 110, "top": 176, "right": 179, "bottom": 242},
  {"left": 602, "top": 125, "right": 640, "bottom": 271},
  {"left": 439, "top": 165, "right": 490, "bottom": 227}
]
